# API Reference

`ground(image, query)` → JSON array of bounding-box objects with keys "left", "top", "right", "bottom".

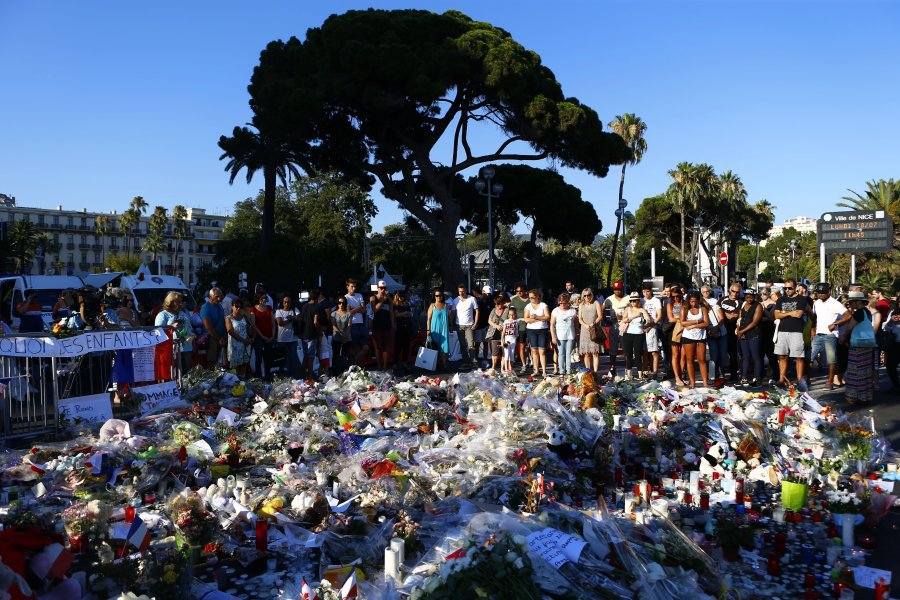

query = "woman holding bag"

[
  {"left": 487, "top": 294, "right": 509, "bottom": 372},
  {"left": 578, "top": 288, "right": 603, "bottom": 373},
  {"left": 426, "top": 289, "right": 452, "bottom": 371},
  {"left": 680, "top": 291, "right": 710, "bottom": 388},
  {"left": 666, "top": 285, "right": 686, "bottom": 385},
  {"left": 621, "top": 291, "right": 654, "bottom": 380},
  {"left": 841, "top": 290, "right": 877, "bottom": 404}
]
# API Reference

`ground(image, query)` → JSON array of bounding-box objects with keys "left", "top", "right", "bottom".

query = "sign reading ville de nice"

[{"left": 817, "top": 210, "right": 894, "bottom": 254}]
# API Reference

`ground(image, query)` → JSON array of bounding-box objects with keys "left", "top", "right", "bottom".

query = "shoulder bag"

[{"left": 850, "top": 310, "right": 877, "bottom": 348}]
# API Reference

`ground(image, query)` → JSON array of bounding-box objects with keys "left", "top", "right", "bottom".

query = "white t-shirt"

[
  {"left": 453, "top": 296, "right": 478, "bottom": 326},
  {"left": 525, "top": 302, "right": 550, "bottom": 330},
  {"left": 813, "top": 297, "right": 847, "bottom": 337},
  {"left": 552, "top": 307, "right": 577, "bottom": 340},
  {"left": 605, "top": 295, "right": 630, "bottom": 323},
  {"left": 641, "top": 297, "right": 662, "bottom": 323},
  {"left": 345, "top": 293, "right": 365, "bottom": 324},
  {"left": 275, "top": 308, "right": 298, "bottom": 342}
]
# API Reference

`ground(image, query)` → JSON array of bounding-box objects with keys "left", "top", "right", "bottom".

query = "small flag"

[
  {"left": 85, "top": 452, "right": 104, "bottom": 475},
  {"left": 339, "top": 569, "right": 357, "bottom": 599},
  {"left": 126, "top": 517, "right": 151, "bottom": 552},
  {"left": 301, "top": 578, "right": 319, "bottom": 600},
  {"left": 335, "top": 409, "right": 356, "bottom": 431},
  {"left": 348, "top": 398, "right": 363, "bottom": 418}
]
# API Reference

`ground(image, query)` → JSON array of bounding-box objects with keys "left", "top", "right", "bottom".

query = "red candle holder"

[
  {"left": 124, "top": 506, "right": 135, "bottom": 524},
  {"left": 767, "top": 554, "right": 781, "bottom": 576},
  {"left": 255, "top": 519, "right": 268, "bottom": 552}
]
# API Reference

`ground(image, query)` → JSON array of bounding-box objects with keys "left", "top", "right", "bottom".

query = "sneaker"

[
  {"left": 797, "top": 379, "right": 809, "bottom": 393},
  {"left": 740, "top": 378, "right": 749, "bottom": 386}
]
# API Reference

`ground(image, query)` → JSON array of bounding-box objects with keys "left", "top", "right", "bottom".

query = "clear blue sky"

[{"left": 1, "top": 1, "right": 898, "bottom": 236}]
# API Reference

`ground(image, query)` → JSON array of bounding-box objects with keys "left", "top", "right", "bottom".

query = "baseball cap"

[
  {"left": 482, "top": 285, "right": 493, "bottom": 294},
  {"left": 612, "top": 281, "right": 624, "bottom": 290},
  {"left": 744, "top": 288, "right": 757, "bottom": 296},
  {"left": 815, "top": 282, "right": 831, "bottom": 293},
  {"left": 377, "top": 280, "right": 387, "bottom": 288}
]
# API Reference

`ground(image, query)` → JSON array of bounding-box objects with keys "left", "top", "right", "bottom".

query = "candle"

[
  {"left": 767, "top": 553, "right": 781, "bottom": 576},
  {"left": 699, "top": 492, "right": 709, "bottom": 510},
  {"left": 255, "top": 519, "right": 269, "bottom": 552},
  {"left": 333, "top": 481, "right": 341, "bottom": 499},
  {"left": 689, "top": 471, "right": 700, "bottom": 497},
  {"left": 841, "top": 515, "right": 855, "bottom": 547},
  {"left": 734, "top": 478, "right": 745, "bottom": 505},
  {"left": 390, "top": 537, "right": 406, "bottom": 566},
  {"left": 624, "top": 493, "right": 636, "bottom": 514},
  {"left": 384, "top": 547, "right": 400, "bottom": 583},
  {"left": 773, "top": 507, "right": 785, "bottom": 523},
  {"left": 875, "top": 577, "right": 891, "bottom": 600},
  {"left": 639, "top": 480, "right": 651, "bottom": 503},
  {"left": 124, "top": 506, "right": 135, "bottom": 524}
]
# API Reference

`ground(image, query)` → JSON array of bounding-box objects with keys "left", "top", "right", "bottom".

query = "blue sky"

[{"left": 1, "top": 1, "right": 898, "bottom": 236}]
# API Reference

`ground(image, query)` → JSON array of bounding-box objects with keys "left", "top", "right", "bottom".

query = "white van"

[
  {"left": 0, "top": 274, "right": 86, "bottom": 331},
  {"left": 84, "top": 271, "right": 197, "bottom": 313}
]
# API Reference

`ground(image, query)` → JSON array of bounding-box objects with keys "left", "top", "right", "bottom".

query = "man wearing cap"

[
  {"left": 774, "top": 278, "right": 812, "bottom": 389},
  {"left": 811, "top": 282, "right": 851, "bottom": 390},
  {"left": 720, "top": 282, "right": 742, "bottom": 381},
  {"left": 603, "top": 281, "right": 630, "bottom": 378}
]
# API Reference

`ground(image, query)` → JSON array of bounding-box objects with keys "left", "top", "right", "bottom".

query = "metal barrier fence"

[{"left": 0, "top": 327, "right": 177, "bottom": 441}]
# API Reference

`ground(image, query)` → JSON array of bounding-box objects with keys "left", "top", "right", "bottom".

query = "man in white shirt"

[
  {"left": 453, "top": 284, "right": 479, "bottom": 369},
  {"left": 344, "top": 278, "right": 369, "bottom": 364},
  {"left": 811, "top": 282, "right": 851, "bottom": 389},
  {"left": 641, "top": 283, "right": 663, "bottom": 374},
  {"left": 603, "top": 280, "right": 630, "bottom": 378}
]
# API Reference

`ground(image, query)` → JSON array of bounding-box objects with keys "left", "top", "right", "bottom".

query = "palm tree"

[
  {"left": 839, "top": 179, "right": 900, "bottom": 247},
  {"left": 8, "top": 220, "right": 38, "bottom": 273},
  {"left": 171, "top": 205, "right": 189, "bottom": 278},
  {"left": 143, "top": 206, "right": 168, "bottom": 266},
  {"left": 94, "top": 214, "right": 109, "bottom": 268},
  {"left": 126, "top": 196, "right": 148, "bottom": 258},
  {"left": 606, "top": 113, "right": 648, "bottom": 286},
  {"left": 119, "top": 209, "right": 137, "bottom": 258},
  {"left": 718, "top": 170, "right": 747, "bottom": 276},
  {"left": 667, "top": 162, "right": 702, "bottom": 265},
  {"left": 219, "top": 122, "right": 302, "bottom": 253}
]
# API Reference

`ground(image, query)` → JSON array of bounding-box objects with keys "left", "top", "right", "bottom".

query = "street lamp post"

[
  {"left": 693, "top": 216, "right": 703, "bottom": 287},
  {"left": 623, "top": 210, "right": 633, "bottom": 291},
  {"left": 752, "top": 237, "right": 760, "bottom": 289},
  {"left": 612, "top": 198, "right": 627, "bottom": 288},
  {"left": 790, "top": 239, "right": 798, "bottom": 280},
  {"left": 475, "top": 167, "right": 503, "bottom": 290}
]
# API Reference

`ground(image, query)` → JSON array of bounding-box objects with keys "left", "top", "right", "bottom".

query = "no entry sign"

[{"left": 719, "top": 251, "right": 728, "bottom": 266}]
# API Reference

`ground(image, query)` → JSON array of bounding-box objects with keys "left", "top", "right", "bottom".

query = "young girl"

[{"left": 501, "top": 307, "right": 520, "bottom": 375}]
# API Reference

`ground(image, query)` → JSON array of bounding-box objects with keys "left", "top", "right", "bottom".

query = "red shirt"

[{"left": 249, "top": 305, "right": 274, "bottom": 338}]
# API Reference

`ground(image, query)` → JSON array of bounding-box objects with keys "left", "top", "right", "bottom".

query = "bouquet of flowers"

[
  {"left": 825, "top": 488, "right": 869, "bottom": 514},
  {"left": 61, "top": 500, "right": 110, "bottom": 538},
  {"left": 51, "top": 319, "right": 80, "bottom": 339},
  {"left": 410, "top": 532, "right": 540, "bottom": 600},
  {"left": 169, "top": 491, "right": 218, "bottom": 546}
]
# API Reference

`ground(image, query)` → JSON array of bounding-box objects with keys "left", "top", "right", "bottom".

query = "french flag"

[
  {"left": 348, "top": 398, "right": 363, "bottom": 418},
  {"left": 339, "top": 570, "right": 357, "bottom": 599},
  {"left": 126, "top": 517, "right": 151, "bottom": 552}
]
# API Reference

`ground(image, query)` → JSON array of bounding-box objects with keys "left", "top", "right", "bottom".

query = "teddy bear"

[
  {"left": 546, "top": 428, "right": 578, "bottom": 460},
  {"left": 699, "top": 443, "right": 727, "bottom": 479}
]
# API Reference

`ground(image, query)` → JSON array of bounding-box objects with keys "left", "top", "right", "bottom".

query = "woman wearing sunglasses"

[{"left": 426, "top": 288, "right": 452, "bottom": 371}]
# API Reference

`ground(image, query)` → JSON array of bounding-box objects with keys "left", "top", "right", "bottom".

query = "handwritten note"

[
  {"left": 526, "top": 528, "right": 587, "bottom": 569},
  {"left": 59, "top": 392, "right": 113, "bottom": 425},
  {"left": 131, "top": 347, "right": 155, "bottom": 382}
]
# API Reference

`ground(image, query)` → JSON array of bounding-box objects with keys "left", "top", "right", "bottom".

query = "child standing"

[{"left": 501, "top": 307, "right": 519, "bottom": 375}]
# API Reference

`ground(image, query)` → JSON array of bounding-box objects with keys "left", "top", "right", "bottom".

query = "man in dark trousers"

[{"left": 720, "top": 282, "right": 742, "bottom": 381}]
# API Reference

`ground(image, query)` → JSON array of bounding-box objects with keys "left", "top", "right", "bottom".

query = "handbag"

[
  {"left": 850, "top": 310, "right": 877, "bottom": 348},
  {"left": 589, "top": 323, "right": 607, "bottom": 343},
  {"left": 671, "top": 320, "right": 684, "bottom": 344}
]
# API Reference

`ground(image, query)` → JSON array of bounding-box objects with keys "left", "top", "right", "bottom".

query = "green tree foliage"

[
  {"left": 94, "top": 215, "right": 109, "bottom": 268},
  {"left": 143, "top": 206, "right": 168, "bottom": 263},
  {"left": 171, "top": 205, "right": 189, "bottom": 278},
  {"left": 606, "top": 113, "right": 648, "bottom": 286},
  {"left": 218, "top": 122, "right": 302, "bottom": 253},
  {"left": 120, "top": 196, "right": 147, "bottom": 257},
  {"left": 369, "top": 216, "right": 443, "bottom": 291},
  {"left": 456, "top": 164, "right": 601, "bottom": 288},
  {"left": 7, "top": 220, "right": 38, "bottom": 273},
  {"left": 105, "top": 253, "right": 143, "bottom": 274},
  {"left": 216, "top": 173, "right": 376, "bottom": 293},
  {"left": 244, "top": 9, "right": 628, "bottom": 287}
]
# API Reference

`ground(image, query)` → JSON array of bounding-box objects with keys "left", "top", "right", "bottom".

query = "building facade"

[
  {"left": 0, "top": 194, "right": 227, "bottom": 287},
  {"left": 765, "top": 216, "right": 819, "bottom": 241}
]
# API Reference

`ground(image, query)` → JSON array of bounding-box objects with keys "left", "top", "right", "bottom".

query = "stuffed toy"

[
  {"left": 699, "top": 443, "right": 727, "bottom": 479},
  {"left": 546, "top": 428, "right": 577, "bottom": 460}
]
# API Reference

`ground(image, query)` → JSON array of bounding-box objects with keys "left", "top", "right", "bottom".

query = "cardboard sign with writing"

[
  {"left": 59, "top": 392, "right": 114, "bottom": 425},
  {"left": 132, "top": 347, "right": 156, "bottom": 382},
  {"left": 136, "top": 381, "right": 186, "bottom": 416}
]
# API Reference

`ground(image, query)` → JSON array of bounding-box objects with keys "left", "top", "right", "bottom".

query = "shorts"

[
  {"left": 645, "top": 327, "right": 660, "bottom": 352},
  {"left": 350, "top": 323, "right": 369, "bottom": 346},
  {"left": 527, "top": 328, "right": 549, "bottom": 349},
  {"left": 680, "top": 337, "right": 705, "bottom": 345},
  {"left": 372, "top": 329, "right": 393, "bottom": 352},
  {"left": 810, "top": 334, "right": 837, "bottom": 364},
  {"left": 301, "top": 339, "right": 318, "bottom": 358},
  {"left": 490, "top": 339, "right": 504, "bottom": 357},
  {"left": 474, "top": 328, "right": 487, "bottom": 345},
  {"left": 517, "top": 330, "right": 528, "bottom": 345},
  {"left": 775, "top": 331, "right": 805, "bottom": 358}
]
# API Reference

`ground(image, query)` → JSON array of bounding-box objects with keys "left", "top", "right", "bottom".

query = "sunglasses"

[
  {"left": 434, "top": 294, "right": 443, "bottom": 297},
  {"left": 784, "top": 287, "right": 794, "bottom": 291},
  {"left": 630, "top": 299, "right": 640, "bottom": 302}
]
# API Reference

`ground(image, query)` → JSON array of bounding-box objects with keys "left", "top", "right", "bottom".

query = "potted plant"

[{"left": 714, "top": 516, "right": 754, "bottom": 562}]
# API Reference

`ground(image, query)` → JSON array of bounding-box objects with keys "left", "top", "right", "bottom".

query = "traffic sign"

[
  {"left": 719, "top": 251, "right": 728, "bottom": 266},
  {"left": 818, "top": 210, "right": 894, "bottom": 254}
]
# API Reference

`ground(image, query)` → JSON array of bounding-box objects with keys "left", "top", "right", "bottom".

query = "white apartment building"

[
  {"left": 0, "top": 194, "right": 227, "bottom": 287},
  {"left": 764, "top": 216, "right": 819, "bottom": 242}
]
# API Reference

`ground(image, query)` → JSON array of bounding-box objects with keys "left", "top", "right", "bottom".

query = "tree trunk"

[
  {"left": 435, "top": 224, "right": 465, "bottom": 291},
  {"left": 680, "top": 209, "right": 686, "bottom": 266},
  {"left": 606, "top": 164, "right": 627, "bottom": 287},
  {"left": 261, "top": 167, "right": 277, "bottom": 254},
  {"left": 173, "top": 243, "right": 179, "bottom": 279},
  {"left": 529, "top": 227, "right": 542, "bottom": 290}
]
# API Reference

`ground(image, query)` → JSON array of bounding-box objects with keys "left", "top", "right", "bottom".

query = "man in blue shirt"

[{"left": 200, "top": 287, "right": 226, "bottom": 367}]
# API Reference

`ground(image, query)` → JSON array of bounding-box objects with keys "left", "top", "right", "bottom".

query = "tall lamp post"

[
  {"left": 475, "top": 167, "right": 503, "bottom": 289},
  {"left": 609, "top": 198, "right": 628, "bottom": 287},
  {"left": 693, "top": 216, "right": 703, "bottom": 287},
  {"left": 789, "top": 239, "right": 798, "bottom": 281},
  {"left": 623, "top": 210, "right": 633, "bottom": 290},
  {"left": 752, "top": 237, "right": 760, "bottom": 289}
]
